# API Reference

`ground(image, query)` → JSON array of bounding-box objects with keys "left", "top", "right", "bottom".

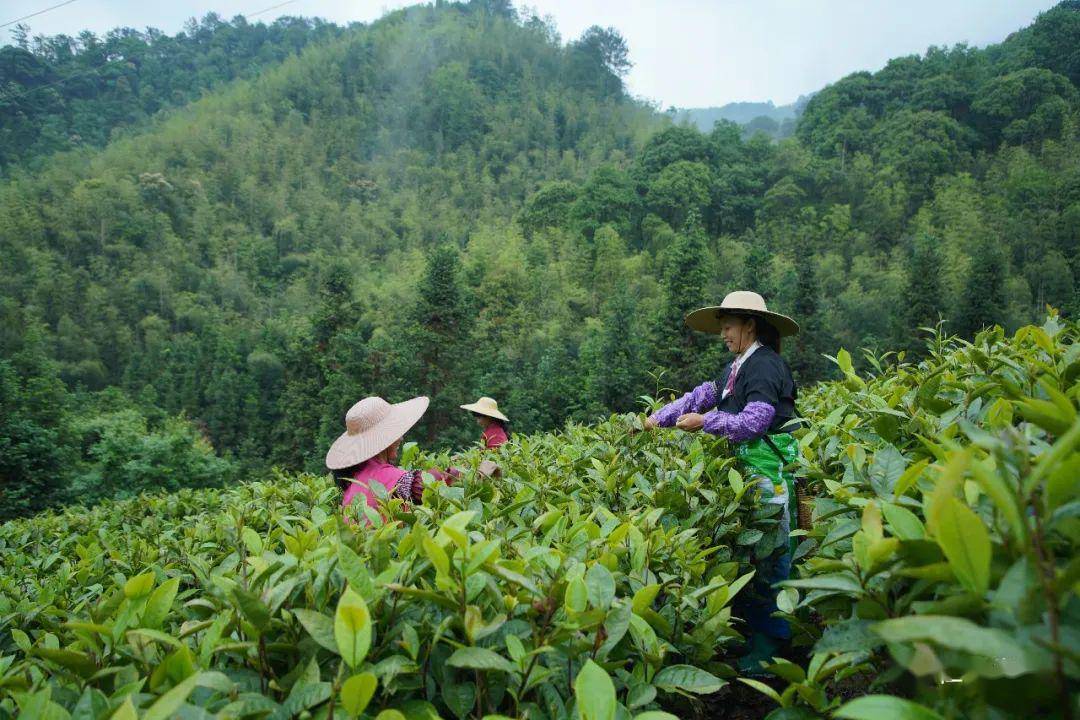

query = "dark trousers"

[{"left": 734, "top": 501, "right": 792, "bottom": 641}]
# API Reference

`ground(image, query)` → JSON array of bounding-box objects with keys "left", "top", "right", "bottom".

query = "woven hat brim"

[
  {"left": 685, "top": 306, "right": 800, "bottom": 337},
  {"left": 325, "top": 396, "right": 429, "bottom": 470},
  {"left": 459, "top": 402, "right": 509, "bottom": 423}
]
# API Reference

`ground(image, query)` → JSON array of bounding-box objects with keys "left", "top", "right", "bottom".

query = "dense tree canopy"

[{"left": 0, "top": 14, "right": 345, "bottom": 170}]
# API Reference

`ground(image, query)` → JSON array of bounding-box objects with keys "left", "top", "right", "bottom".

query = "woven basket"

[{"left": 795, "top": 481, "right": 814, "bottom": 531}]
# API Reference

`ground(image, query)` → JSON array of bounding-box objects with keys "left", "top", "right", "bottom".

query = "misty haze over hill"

[{"left": 668, "top": 96, "right": 813, "bottom": 136}]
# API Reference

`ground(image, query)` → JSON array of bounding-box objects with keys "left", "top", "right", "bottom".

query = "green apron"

[{"left": 735, "top": 432, "right": 799, "bottom": 557}]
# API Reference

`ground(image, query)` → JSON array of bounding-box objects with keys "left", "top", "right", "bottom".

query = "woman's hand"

[
  {"left": 629, "top": 415, "right": 656, "bottom": 435},
  {"left": 676, "top": 413, "right": 705, "bottom": 431}
]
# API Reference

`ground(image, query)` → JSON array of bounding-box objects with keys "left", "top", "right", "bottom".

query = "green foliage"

[
  {"left": 0, "top": 1, "right": 661, "bottom": 511},
  {"left": 0, "top": 416, "right": 775, "bottom": 719},
  {"left": 653, "top": 216, "right": 715, "bottom": 391},
  {"left": 955, "top": 240, "right": 1007, "bottom": 338},
  {"left": 407, "top": 245, "right": 474, "bottom": 446},
  {"left": 0, "top": 305, "right": 74, "bottom": 519},
  {"left": 773, "top": 314, "right": 1080, "bottom": 718},
  {"left": 0, "top": 15, "right": 344, "bottom": 169},
  {"left": 68, "top": 408, "right": 235, "bottom": 504},
  {"left": 903, "top": 234, "right": 944, "bottom": 353},
  {"left": 2, "top": 299, "right": 1077, "bottom": 719}
]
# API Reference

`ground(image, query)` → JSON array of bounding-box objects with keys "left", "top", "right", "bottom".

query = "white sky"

[{"left": 1, "top": 0, "right": 1058, "bottom": 108}]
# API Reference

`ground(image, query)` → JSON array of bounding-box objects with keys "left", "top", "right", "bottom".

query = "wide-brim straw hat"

[
  {"left": 685, "top": 290, "right": 800, "bottom": 337},
  {"left": 459, "top": 396, "right": 509, "bottom": 423},
  {"left": 325, "top": 395, "right": 429, "bottom": 470}
]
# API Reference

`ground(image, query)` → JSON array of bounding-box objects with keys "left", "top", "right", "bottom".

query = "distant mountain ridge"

[{"left": 668, "top": 95, "right": 812, "bottom": 133}]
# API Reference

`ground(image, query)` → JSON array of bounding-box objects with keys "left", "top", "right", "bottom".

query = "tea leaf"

[
  {"left": 32, "top": 648, "right": 98, "bottom": 678},
  {"left": 110, "top": 697, "right": 138, "bottom": 720},
  {"left": 141, "top": 577, "right": 179, "bottom": 630},
  {"left": 241, "top": 527, "right": 263, "bottom": 554},
  {"left": 233, "top": 588, "right": 272, "bottom": 633},
  {"left": 341, "top": 672, "right": 378, "bottom": 718},
  {"left": 653, "top": 665, "right": 725, "bottom": 694},
  {"left": 574, "top": 659, "right": 615, "bottom": 720},
  {"left": 835, "top": 695, "right": 943, "bottom": 720},
  {"left": 585, "top": 563, "right": 616, "bottom": 610},
  {"left": 338, "top": 543, "right": 376, "bottom": 600},
  {"left": 446, "top": 647, "right": 516, "bottom": 674},
  {"left": 335, "top": 587, "right": 373, "bottom": 668},
  {"left": 441, "top": 511, "right": 477, "bottom": 549},
  {"left": 565, "top": 575, "right": 588, "bottom": 614},
  {"left": 293, "top": 609, "right": 338, "bottom": 654},
  {"left": 872, "top": 616, "right": 1039, "bottom": 677},
  {"left": 123, "top": 572, "right": 155, "bottom": 599},
  {"left": 932, "top": 498, "right": 990, "bottom": 597},
  {"left": 144, "top": 674, "right": 199, "bottom": 720},
  {"left": 443, "top": 681, "right": 476, "bottom": 720},
  {"left": 736, "top": 678, "right": 781, "bottom": 704},
  {"left": 881, "top": 503, "right": 925, "bottom": 540}
]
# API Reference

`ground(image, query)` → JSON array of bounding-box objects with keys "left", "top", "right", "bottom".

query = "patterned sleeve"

[
  {"left": 701, "top": 401, "right": 776, "bottom": 442},
  {"left": 392, "top": 470, "right": 422, "bottom": 503},
  {"left": 649, "top": 381, "right": 719, "bottom": 427}
]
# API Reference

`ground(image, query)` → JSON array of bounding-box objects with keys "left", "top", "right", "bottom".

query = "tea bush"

[
  {"left": 750, "top": 314, "right": 1080, "bottom": 719},
  {"left": 0, "top": 417, "right": 775, "bottom": 719},
  {"left": 1, "top": 316, "right": 1076, "bottom": 720}
]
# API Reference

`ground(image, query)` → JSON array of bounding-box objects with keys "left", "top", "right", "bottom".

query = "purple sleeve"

[
  {"left": 649, "top": 381, "right": 719, "bottom": 427},
  {"left": 702, "top": 401, "right": 776, "bottom": 442},
  {"left": 393, "top": 470, "right": 420, "bottom": 502}
]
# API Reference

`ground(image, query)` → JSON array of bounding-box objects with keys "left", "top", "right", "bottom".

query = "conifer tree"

[
  {"left": 741, "top": 241, "right": 773, "bottom": 299},
  {"left": 409, "top": 244, "right": 473, "bottom": 445},
  {"left": 790, "top": 257, "right": 822, "bottom": 382},
  {"left": 277, "top": 261, "right": 362, "bottom": 470},
  {"left": 653, "top": 212, "right": 712, "bottom": 391},
  {"left": 585, "top": 281, "right": 645, "bottom": 413},
  {"left": 956, "top": 241, "right": 1006, "bottom": 338},
  {"left": 904, "top": 234, "right": 945, "bottom": 354}
]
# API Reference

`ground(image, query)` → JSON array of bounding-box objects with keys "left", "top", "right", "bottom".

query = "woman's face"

[
  {"left": 386, "top": 438, "right": 402, "bottom": 462},
  {"left": 474, "top": 414, "right": 491, "bottom": 428},
  {"left": 719, "top": 316, "right": 754, "bottom": 353}
]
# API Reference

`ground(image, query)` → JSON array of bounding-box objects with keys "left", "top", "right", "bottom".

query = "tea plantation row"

[{"left": 1, "top": 316, "right": 1077, "bottom": 720}]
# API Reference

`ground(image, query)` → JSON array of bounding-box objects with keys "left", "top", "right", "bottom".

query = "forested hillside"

[
  {"left": 0, "top": 0, "right": 659, "bottom": 518},
  {"left": 2, "top": 0, "right": 1079, "bottom": 519},
  {"left": 0, "top": 13, "right": 345, "bottom": 170}
]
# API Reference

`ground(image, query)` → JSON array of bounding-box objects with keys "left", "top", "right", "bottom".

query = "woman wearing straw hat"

[
  {"left": 459, "top": 396, "right": 510, "bottom": 449},
  {"left": 641, "top": 290, "right": 801, "bottom": 673},
  {"left": 326, "top": 395, "right": 495, "bottom": 517}
]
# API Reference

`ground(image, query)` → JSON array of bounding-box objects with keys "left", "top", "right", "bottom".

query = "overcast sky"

[{"left": 2, "top": 0, "right": 1058, "bottom": 108}]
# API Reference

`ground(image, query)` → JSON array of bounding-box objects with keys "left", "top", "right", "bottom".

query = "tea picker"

[{"left": 641, "top": 290, "right": 803, "bottom": 674}]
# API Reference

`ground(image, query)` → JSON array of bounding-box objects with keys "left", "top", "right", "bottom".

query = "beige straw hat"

[
  {"left": 459, "top": 396, "right": 509, "bottom": 423},
  {"left": 325, "top": 396, "right": 429, "bottom": 470},
  {"left": 685, "top": 290, "right": 800, "bottom": 337}
]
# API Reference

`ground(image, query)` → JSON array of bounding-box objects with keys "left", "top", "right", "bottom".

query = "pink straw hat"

[{"left": 325, "top": 395, "right": 429, "bottom": 470}]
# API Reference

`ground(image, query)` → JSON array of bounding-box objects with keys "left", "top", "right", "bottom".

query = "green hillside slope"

[
  {"left": 0, "top": 1, "right": 660, "bottom": 517},
  {"left": 1, "top": 1, "right": 1078, "bottom": 522},
  {"left": 0, "top": 14, "right": 346, "bottom": 170}
]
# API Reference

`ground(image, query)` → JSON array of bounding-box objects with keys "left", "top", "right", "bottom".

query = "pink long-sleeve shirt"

[
  {"left": 482, "top": 424, "right": 508, "bottom": 449},
  {"left": 342, "top": 458, "right": 455, "bottom": 515}
]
